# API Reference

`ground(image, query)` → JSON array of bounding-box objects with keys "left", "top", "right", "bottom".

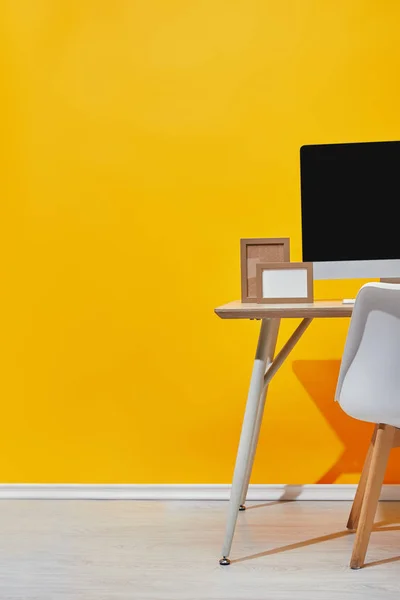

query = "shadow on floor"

[
  {"left": 232, "top": 518, "right": 400, "bottom": 568},
  {"left": 245, "top": 484, "right": 303, "bottom": 510}
]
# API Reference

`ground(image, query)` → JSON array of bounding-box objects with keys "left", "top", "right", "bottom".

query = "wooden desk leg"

[
  {"left": 219, "top": 319, "right": 276, "bottom": 565},
  {"left": 219, "top": 317, "right": 313, "bottom": 565},
  {"left": 239, "top": 318, "right": 280, "bottom": 511}
]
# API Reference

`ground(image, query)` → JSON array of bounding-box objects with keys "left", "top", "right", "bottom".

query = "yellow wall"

[{"left": 1, "top": 0, "right": 400, "bottom": 483}]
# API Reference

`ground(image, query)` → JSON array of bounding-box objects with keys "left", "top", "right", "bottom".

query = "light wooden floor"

[{"left": 0, "top": 500, "right": 400, "bottom": 599}]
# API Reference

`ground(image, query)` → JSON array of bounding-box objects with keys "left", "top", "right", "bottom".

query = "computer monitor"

[{"left": 300, "top": 141, "right": 400, "bottom": 280}]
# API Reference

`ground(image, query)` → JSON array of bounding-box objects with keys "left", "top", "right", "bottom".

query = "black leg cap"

[
  {"left": 239, "top": 504, "right": 246, "bottom": 511},
  {"left": 219, "top": 557, "right": 231, "bottom": 566}
]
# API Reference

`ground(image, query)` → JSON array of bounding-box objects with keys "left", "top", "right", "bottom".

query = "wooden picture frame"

[
  {"left": 256, "top": 262, "right": 314, "bottom": 304},
  {"left": 240, "top": 238, "right": 290, "bottom": 303}
]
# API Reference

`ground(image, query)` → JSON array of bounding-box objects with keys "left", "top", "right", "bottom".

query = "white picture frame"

[{"left": 256, "top": 262, "right": 314, "bottom": 304}]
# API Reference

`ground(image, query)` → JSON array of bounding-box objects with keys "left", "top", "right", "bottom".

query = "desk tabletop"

[{"left": 214, "top": 300, "right": 353, "bottom": 320}]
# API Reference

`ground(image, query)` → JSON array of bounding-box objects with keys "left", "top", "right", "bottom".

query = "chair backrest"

[{"left": 336, "top": 282, "right": 400, "bottom": 426}]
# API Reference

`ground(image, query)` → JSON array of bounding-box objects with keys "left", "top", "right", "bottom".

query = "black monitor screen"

[{"left": 300, "top": 141, "right": 400, "bottom": 262}]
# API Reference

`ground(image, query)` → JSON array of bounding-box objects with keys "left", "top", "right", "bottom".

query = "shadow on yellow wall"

[{"left": 293, "top": 360, "right": 400, "bottom": 483}]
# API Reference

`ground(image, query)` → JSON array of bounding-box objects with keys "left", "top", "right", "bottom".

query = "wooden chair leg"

[
  {"left": 393, "top": 427, "right": 400, "bottom": 449},
  {"left": 347, "top": 426, "right": 377, "bottom": 530},
  {"left": 350, "top": 424, "right": 395, "bottom": 569}
]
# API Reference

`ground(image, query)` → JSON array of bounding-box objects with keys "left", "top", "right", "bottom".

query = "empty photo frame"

[
  {"left": 240, "top": 238, "right": 290, "bottom": 303},
  {"left": 256, "top": 262, "right": 314, "bottom": 304}
]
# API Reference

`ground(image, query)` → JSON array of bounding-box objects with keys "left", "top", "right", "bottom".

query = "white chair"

[{"left": 336, "top": 282, "right": 400, "bottom": 569}]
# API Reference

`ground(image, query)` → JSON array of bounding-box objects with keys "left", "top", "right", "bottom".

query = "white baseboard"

[{"left": 0, "top": 484, "right": 399, "bottom": 500}]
